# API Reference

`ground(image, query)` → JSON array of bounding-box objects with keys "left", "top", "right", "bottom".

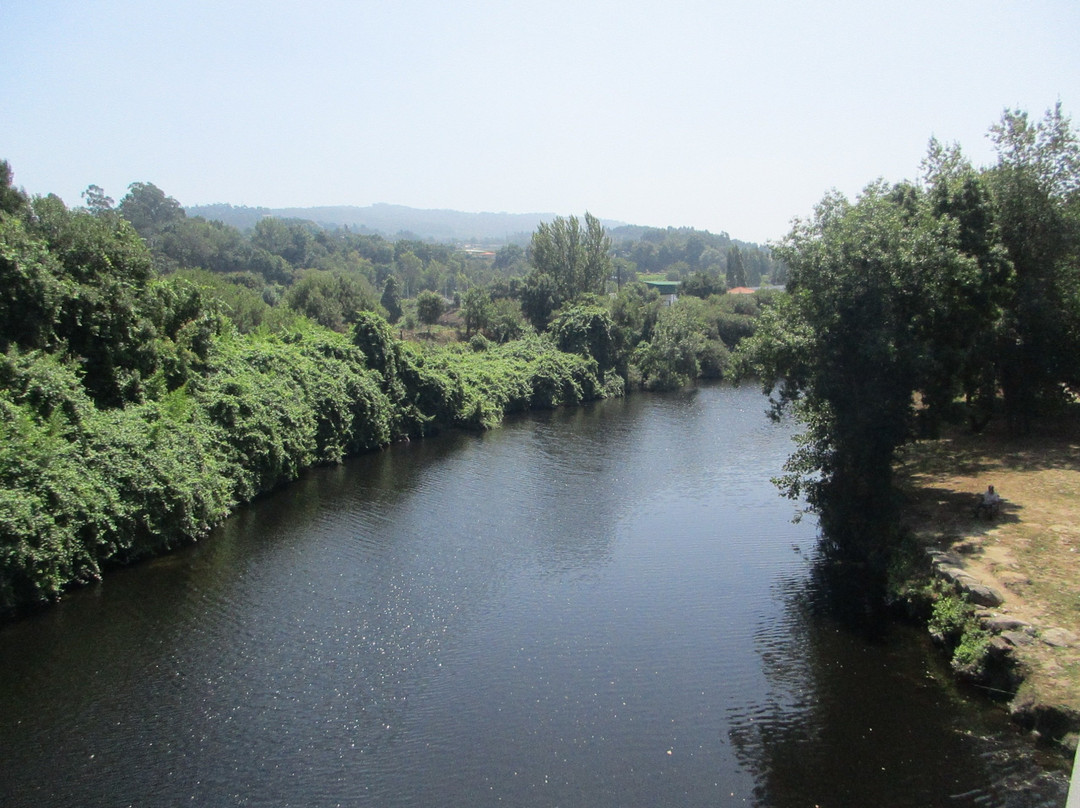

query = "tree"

[
  {"left": 632, "top": 304, "right": 702, "bottom": 391},
  {"left": 919, "top": 139, "right": 1012, "bottom": 434},
  {"left": 0, "top": 160, "right": 28, "bottom": 216},
  {"left": 493, "top": 243, "right": 525, "bottom": 274},
  {"left": 416, "top": 290, "right": 445, "bottom": 335},
  {"left": 461, "top": 287, "right": 493, "bottom": 337},
  {"left": 986, "top": 104, "right": 1080, "bottom": 432},
  {"left": 735, "top": 179, "right": 994, "bottom": 562},
  {"left": 684, "top": 235, "right": 706, "bottom": 268},
  {"left": 251, "top": 217, "right": 318, "bottom": 268},
  {"left": 519, "top": 270, "right": 559, "bottom": 331},
  {"left": 118, "top": 182, "right": 185, "bottom": 242},
  {"left": 681, "top": 271, "right": 725, "bottom": 299},
  {"left": 548, "top": 301, "right": 615, "bottom": 369},
  {"left": 81, "top": 185, "right": 115, "bottom": 215},
  {"left": 611, "top": 281, "right": 662, "bottom": 350},
  {"left": 2, "top": 192, "right": 226, "bottom": 407},
  {"left": 380, "top": 276, "right": 403, "bottom": 323},
  {"left": 488, "top": 297, "right": 526, "bottom": 343},
  {"left": 726, "top": 246, "right": 747, "bottom": 288},
  {"left": 395, "top": 250, "right": 423, "bottom": 297},
  {"left": 286, "top": 270, "right": 377, "bottom": 331},
  {"left": 529, "top": 212, "right": 612, "bottom": 301}
]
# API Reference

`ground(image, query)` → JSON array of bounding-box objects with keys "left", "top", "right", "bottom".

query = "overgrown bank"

[
  {"left": 3, "top": 163, "right": 776, "bottom": 618},
  {"left": 0, "top": 171, "right": 627, "bottom": 614},
  {"left": 0, "top": 314, "right": 621, "bottom": 616}
]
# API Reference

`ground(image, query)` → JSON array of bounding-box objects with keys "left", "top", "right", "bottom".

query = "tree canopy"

[
  {"left": 528, "top": 212, "right": 612, "bottom": 304},
  {"left": 735, "top": 106, "right": 1080, "bottom": 564}
]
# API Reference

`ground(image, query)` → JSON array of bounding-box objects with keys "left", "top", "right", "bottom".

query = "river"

[{"left": 0, "top": 384, "right": 1069, "bottom": 806}]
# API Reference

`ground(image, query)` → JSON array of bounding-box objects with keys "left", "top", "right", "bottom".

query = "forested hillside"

[
  {"left": 187, "top": 203, "right": 572, "bottom": 243},
  {"left": 179, "top": 200, "right": 781, "bottom": 297}
]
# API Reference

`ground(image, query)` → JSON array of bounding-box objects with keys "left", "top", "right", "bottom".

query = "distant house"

[
  {"left": 726, "top": 286, "right": 755, "bottom": 295},
  {"left": 643, "top": 280, "right": 680, "bottom": 305}
]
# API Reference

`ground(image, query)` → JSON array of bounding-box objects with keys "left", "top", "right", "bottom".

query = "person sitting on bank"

[{"left": 977, "top": 484, "right": 1002, "bottom": 519}]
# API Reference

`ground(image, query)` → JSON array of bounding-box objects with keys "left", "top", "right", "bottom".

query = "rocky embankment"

[
  {"left": 926, "top": 546, "right": 1080, "bottom": 746},
  {"left": 897, "top": 418, "right": 1080, "bottom": 752}
]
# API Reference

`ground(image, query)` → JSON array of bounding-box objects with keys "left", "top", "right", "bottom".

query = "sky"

[{"left": 2, "top": 0, "right": 1078, "bottom": 244}]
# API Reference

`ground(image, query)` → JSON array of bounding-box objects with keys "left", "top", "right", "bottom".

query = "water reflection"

[
  {"left": 729, "top": 554, "right": 1070, "bottom": 807},
  {"left": 0, "top": 385, "right": 1068, "bottom": 807}
]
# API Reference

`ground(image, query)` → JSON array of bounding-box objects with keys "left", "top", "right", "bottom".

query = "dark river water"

[{"left": 0, "top": 385, "right": 1070, "bottom": 807}]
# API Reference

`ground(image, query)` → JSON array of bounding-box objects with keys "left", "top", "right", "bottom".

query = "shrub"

[{"left": 927, "top": 583, "right": 992, "bottom": 680}]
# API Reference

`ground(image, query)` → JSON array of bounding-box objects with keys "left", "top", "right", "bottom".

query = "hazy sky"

[{"left": 2, "top": 0, "right": 1077, "bottom": 243}]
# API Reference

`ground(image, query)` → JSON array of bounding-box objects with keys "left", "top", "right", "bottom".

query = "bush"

[
  {"left": 697, "top": 339, "right": 731, "bottom": 379},
  {"left": 548, "top": 302, "right": 616, "bottom": 369},
  {"left": 469, "top": 333, "right": 491, "bottom": 352},
  {"left": 927, "top": 583, "right": 992, "bottom": 680}
]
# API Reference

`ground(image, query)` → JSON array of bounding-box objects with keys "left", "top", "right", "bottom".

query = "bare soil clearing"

[{"left": 896, "top": 412, "right": 1080, "bottom": 741}]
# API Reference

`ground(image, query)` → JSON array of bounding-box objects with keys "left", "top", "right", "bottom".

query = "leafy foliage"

[
  {"left": 380, "top": 275, "right": 403, "bottom": 323},
  {"left": 735, "top": 180, "right": 1000, "bottom": 557},
  {"left": 285, "top": 269, "right": 378, "bottom": 331},
  {"left": 529, "top": 212, "right": 612, "bottom": 302},
  {"left": 0, "top": 183, "right": 630, "bottom": 614},
  {"left": 549, "top": 301, "right": 616, "bottom": 369},
  {"left": 415, "top": 290, "right": 445, "bottom": 332},
  {"left": 734, "top": 106, "right": 1080, "bottom": 563},
  {"left": 986, "top": 104, "right": 1080, "bottom": 430},
  {"left": 926, "top": 582, "right": 992, "bottom": 680}
]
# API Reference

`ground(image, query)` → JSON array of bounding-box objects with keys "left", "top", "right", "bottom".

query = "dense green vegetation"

[
  {"left": 734, "top": 105, "right": 1080, "bottom": 565},
  {"left": 99, "top": 182, "right": 779, "bottom": 331},
  {"left": 1, "top": 163, "right": 774, "bottom": 614},
  {"left": 8, "top": 103, "right": 1074, "bottom": 613}
]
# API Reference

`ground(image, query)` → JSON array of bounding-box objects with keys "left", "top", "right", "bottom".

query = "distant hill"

[{"left": 185, "top": 202, "right": 627, "bottom": 244}]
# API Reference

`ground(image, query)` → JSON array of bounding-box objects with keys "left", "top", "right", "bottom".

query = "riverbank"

[
  {"left": 895, "top": 410, "right": 1080, "bottom": 752},
  {"left": 0, "top": 315, "right": 621, "bottom": 618}
]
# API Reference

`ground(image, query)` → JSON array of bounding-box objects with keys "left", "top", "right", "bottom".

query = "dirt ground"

[{"left": 895, "top": 411, "right": 1080, "bottom": 732}]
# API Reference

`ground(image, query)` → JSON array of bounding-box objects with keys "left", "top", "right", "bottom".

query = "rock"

[
  {"left": 938, "top": 565, "right": 978, "bottom": 586},
  {"left": 1001, "top": 630, "right": 1035, "bottom": 647},
  {"left": 928, "top": 549, "right": 963, "bottom": 567},
  {"left": 982, "top": 616, "right": 1033, "bottom": 633},
  {"left": 1040, "top": 627, "right": 1078, "bottom": 648},
  {"left": 988, "top": 636, "right": 1014, "bottom": 656},
  {"left": 960, "top": 582, "right": 1005, "bottom": 607},
  {"left": 925, "top": 548, "right": 1004, "bottom": 606}
]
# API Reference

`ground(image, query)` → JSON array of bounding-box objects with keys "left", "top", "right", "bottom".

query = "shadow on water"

[
  {"left": 0, "top": 384, "right": 1072, "bottom": 808},
  {"left": 728, "top": 541, "right": 1070, "bottom": 808}
]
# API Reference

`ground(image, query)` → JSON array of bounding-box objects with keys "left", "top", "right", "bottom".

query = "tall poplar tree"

[{"left": 528, "top": 212, "right": 612, "bottom": 301}]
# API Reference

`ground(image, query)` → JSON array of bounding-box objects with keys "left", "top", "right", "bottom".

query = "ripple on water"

[{"left": 0, "top": 385, "right": 1069, "bottom": 807}]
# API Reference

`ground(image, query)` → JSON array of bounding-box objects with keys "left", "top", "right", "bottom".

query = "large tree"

[
  {"left": 919, "top": 139, "right": 1012, "bottom": 434},
  {"left": 380, "top": 275, "right": 403, "bottom": 323},
  {"left": 461, "top": 287, "right": 493, "bottom": 338},
  {"left": 726, "top": 246, "right": 747, "bottom": 288},
  {"left": 986, "top": 104, "right": 1080, "bottom": 432},
  {"left": 736, "top": 178, "right": 997, "bottom": 561},
  {"left": 117, "top": 182, "right": 185, "bottom": 242},
  {"left": 0, "top": 161, "right": 26, "bottom": 216},
  {"left": 528, "top": 212, "right": 612, "bottom": 302}
]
